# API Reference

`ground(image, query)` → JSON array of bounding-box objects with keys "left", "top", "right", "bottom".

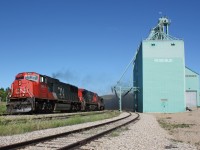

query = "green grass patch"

[
  {"left": 170, "top": 138, "right": 183, "bottom": 143},
  {"left": 0, "top": 111, "right": 120, "bottom": 136},
  {"left": 158, "top": 119, "right": 193, "bottom": 131},
  {"left": 195, "top": 142, "right": 200, "bottom": 146},
  {"left": 0, "top": 102, "right": 6, "bottom": 114},
  {"left": 110, "top": 131, "right": 120, "bottom": 137},
  {"left": 109, "top": 126, "right": 129, "bottom": 137},
  {"left": 166, "top": 117, "right": 172, "bottom": 119}
]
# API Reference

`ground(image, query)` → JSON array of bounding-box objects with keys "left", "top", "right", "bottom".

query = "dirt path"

[{"left": 153, "top": 108, "right": 200, "bottom": 149}]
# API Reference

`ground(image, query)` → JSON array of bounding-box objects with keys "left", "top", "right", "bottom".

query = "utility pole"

[{"left": 119, "top": 86, "right": 122, "bottom": 112}]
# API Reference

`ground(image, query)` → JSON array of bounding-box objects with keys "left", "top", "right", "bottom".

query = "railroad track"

[
  {"left": 0, "top": 110, "right": 107, "bottom": 116},
  {"left": 0, "top": 111, "right": 108, "bottom": 123},
  {"left": 0, "top": 113, "right": 8, "bottom": 116},
  {"left": 0, "top": 112, "right": 139, "bottom": 150}
]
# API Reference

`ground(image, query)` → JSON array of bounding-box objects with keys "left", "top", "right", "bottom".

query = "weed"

[
  {"left": 110, "top": 131, "right": 120, "bottom": 137},
  {"left": 165, "top": 144, "right": 177, "bottom": 149},
  {"left": 166, "top": 117, "right": 171, "bottom": 119},
  {"left": 158, "top": 119, "right": 193, "bottom": 131},
  {"left": 170, "top": 139, "right": 183, "bottom": 143},
  {"left": 108, "top": 126, "right": 129, "bottom": 137},
  {"left": 120, "top": 126, "right": 129, "bottom": 131},
  {"left": 195, "top": 142, "right": 200, "bottom": 146},
  {"left": 0, "top": 102, "right": 6, "bottom": 114}
]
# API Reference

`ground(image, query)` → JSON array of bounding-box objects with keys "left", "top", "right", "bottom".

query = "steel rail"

[
  {"left": 0, "top": 112, "right": 135, "bottom": 150},
  {"left": 0, "top": 114, "right": 8, "bottom": 116},
  {"left": 59, "top": 113, "right": 140, "bottom": 150},
  {"left": 1, "top": 110, "right": 107, "bottom": 116},
  {"left": 0, "top": 110, "right": 107, "bottom": 120}
]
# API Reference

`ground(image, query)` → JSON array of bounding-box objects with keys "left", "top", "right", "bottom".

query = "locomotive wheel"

[
  {"left": 46, "top": 102, "right": 54, "bottom": 113},
  {"left": 35, "top": 101, "right": 43, "bottom": 113},
  {"left": 100, "top": 106, "right": 104, "bottom": 110},
  {"left": 77, "top": 103, "right": 82, "bottom": 111},
  {"left": 85, "top": 104, "right": 90, "bottom": 111},
  {"left": 35, "top": 101, "right": 54, "bottom": 114}
]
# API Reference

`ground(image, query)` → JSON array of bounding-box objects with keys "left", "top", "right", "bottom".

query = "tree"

[{"left": 0, "top": 87, "right": 10, "bottom": 102}]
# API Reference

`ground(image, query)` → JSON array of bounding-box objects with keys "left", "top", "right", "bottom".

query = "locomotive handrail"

[
  {"left": 6, "top": 94, "right": 10, "bottom": 103},
  {"left": 27, "top": 89, "right": 34, "bottom": 98}
]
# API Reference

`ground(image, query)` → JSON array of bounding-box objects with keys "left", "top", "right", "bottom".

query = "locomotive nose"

[{"left": 13, "top": 79, "right": 31, "bottom": 97}]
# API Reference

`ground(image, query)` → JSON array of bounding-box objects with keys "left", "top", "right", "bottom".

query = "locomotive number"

[{"left": 58, "top": 87, "right": 65, "bottom": 98}]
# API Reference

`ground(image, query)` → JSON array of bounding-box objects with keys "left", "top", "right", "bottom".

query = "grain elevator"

[{"left": 133, "top": 17, "right": 199, "bottom": 113}]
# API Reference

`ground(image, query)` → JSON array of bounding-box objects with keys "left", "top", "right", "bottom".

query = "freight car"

[{"left": 6, "top": 72, "right": 104, "bottom": 114}]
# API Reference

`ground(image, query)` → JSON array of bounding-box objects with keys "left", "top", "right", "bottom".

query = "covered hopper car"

[{"left": 6, "top": 72, "right": 104, "bottom": 114}]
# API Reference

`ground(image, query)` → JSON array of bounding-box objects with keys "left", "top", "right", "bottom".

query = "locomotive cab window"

[
  {"left": 16, "top": 76, "right": 24, "bottom": 80},
  {"left": 40, "top": 76, "right": 44, "bottom": 82},
  {"left": 39, "top": 76, "right": 47, "bottom": 83},
  {"left": 25, "top": 75, "right": 38, "bottom": 82}
]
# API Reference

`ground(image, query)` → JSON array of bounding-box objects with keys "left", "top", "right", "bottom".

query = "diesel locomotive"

[{"left": 6, "top": 72, "right": 104, "bottom": 114}]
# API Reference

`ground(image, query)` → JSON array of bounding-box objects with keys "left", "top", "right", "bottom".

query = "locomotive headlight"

[
  {"left": 22, "top": 94, "right": 25, "bottom": 97},
  {"left": 19, "top": 80, "right": 21, "bottom": 86},
  {"left": 16, "top": 88, "right": 20, "bottom": 94}
]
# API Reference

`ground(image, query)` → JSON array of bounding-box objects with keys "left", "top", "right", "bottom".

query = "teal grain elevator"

[{"left": 133, "top": 17, "right": 200, "bottom": 113}]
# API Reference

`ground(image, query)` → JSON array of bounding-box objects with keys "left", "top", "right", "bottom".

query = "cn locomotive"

[{"left": 6, "top": 72, "right": 104, "bottom": 114}]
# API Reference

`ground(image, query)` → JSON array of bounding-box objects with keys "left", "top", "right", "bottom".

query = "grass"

[
  {"left": 0, "top": 102, "right": 6, "bottom": 114},
  {"left": 0, "top": 111, "right": 120, "bottom": 136},
  {"left": 170, "top": 138, "right": 183, "bottom": 143},
  {"left": 110, "top": 131, "right": 120, "bottom": 137},
  {"left": 195, "top": 142, "right": 200, "bottom": 146},
  {"left": 165, "top": 117, "right": 172, "bottom": 119},
  {"left": 109, "top": 126, "right": 129, "bottom": 137},
  {"left": 158, "top": 119, "right": 193, "bottom": 131}
]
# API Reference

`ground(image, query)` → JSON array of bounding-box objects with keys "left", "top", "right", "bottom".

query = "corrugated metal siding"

[
  {"left": 143, "top": 40, "right": 185, "bottom": 113},
  {"left": 133, "top": 43, "right": 143, "bottom": 112},
  {"left": 185, "top": 67, "right": 200, "bottom": 107},
  {"left": 134, "top": 40, "right": 186, "bottom": 113}
]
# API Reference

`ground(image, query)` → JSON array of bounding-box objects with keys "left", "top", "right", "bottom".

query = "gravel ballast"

[
  {"left": 81, "top": 114, "right": 197, "bottom": 150},
  {"left": 0, "top": 113, "right": 197, "bottom": 149},
  {"left": 0, "top": 112, "right": 129, "bottom": 147}
]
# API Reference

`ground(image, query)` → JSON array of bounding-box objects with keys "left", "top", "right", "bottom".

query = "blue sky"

[{"left": 0, "top": 0, "right": 200, "bottom": 95}]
